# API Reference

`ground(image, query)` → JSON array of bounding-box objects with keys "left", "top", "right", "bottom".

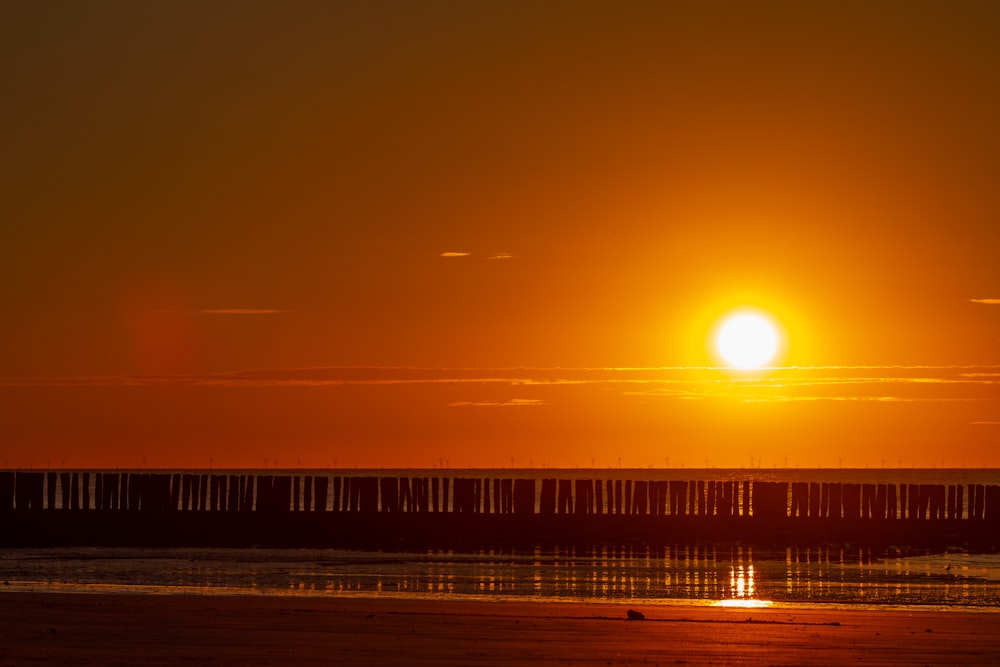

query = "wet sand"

[{"left": 2, "top": 592, "right": 1000, "bottom": 665}]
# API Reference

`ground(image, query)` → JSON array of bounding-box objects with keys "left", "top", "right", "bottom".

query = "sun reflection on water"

[{"left": 713, "top": 560, "right": 773, "bottom": 608}]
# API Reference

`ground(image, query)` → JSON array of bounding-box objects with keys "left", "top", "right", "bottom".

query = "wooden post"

[
  {"left": 70, "top": 473, "right": 80, "bottom": 510},
  {"left": 631, "top": 481, "right": 648, "bottom": 515},
  {"left": 513, "top": 479, "right": 535, "bottom": 514},
  {"left": 501, "top": 478, "right": 513, "bottom": 514},
  {"left": 380, "top": 477, "right": 398, "bottom": 512},
  {"left": 808, "top": 482, "right": 821, "bottom": 518},
  {"left": 842, "top": 484, "right": 861, "bottom": 519},
  {"left": 828, "top": 484, "right": 842, "bottom": 519},
  {"left": 48, "top": 473, "right": 58, "bottom": 510},
  {"left": 984, "top": 486, "right": 1000, "bottom": 522},
  {"left": 956, "top": 484, "right": 964, "bottom": 520},
  {"left": 670, "top": 481, "right": 687, "bottom": 516},
  {"left": 742, "top": 481, "right": 751, "bottom": 517},
  {"left": 614, "top": 480, "right": 623, "bottom": 515},
  {"left": 442, "top": 478, "right": 450, "bottom": 513},
  {"left": 875, "top": 484, "right": 887, "bottom": 520},
  {"left": 59, "top": 473, "right": 71, "bottom": 510},
  {"left": 791, "top": 482, "right": 808, "bottom": 518},
  {"left": 431, "top": 477, "right": 440, "bottom": 512},
  {"left": 243, "top": 475, "right": 255, "bottom": 512},
  {"left": 0, "top": 472, "right": 14, "bottom": 511},
  {"left": 574, "top": 479, "right": 592, "bottom": 514},
  {"left": 314, "top": 476, "right": 328, "bottom": 512}
]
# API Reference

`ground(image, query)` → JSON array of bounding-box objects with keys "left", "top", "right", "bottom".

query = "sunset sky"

[{"left": 2, "top": 1, "right": 999, "bottom": 469}]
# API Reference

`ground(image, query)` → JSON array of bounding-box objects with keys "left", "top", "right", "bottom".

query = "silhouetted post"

[
  {"left": 917, "top": 485, "right": 931, "bottom": 519},
  {"left": 907, "top": 484, "right": 920, "bottom": 520},
  {"left": 481, "top": 478, "right": 492, "bottom": 514},
  {"left": 473, "top": 478, "right": 483, "bottom": 513},
  {"left": 842, "top": 484, "right": 861, "bottom": 519},
  {"left": 47, "top": 473, "right": 58, "bottom": 510},
  {"left": 595, "top": 479, "right": 605, "bottom": 514},
  {"left": 211, "top": 475, "right": 225, "bottom": 511},
  {"left": 415, "top": 477, "right": 429, "bottom": 512},
  {"left": 108, "top": 474, "right": 121, "bottom": 510},
  {"left": 606, "top": 480, "right": 615, "bottom": 515},
  {"left": 650, "top": 481, "right": 665, "bottom": 516},
  {"left": 624, "top": 480, "right": 634, "bottom": 516},
  {"left": 58, "top": 473, "right": 70, "bottom": 510},
  {"left": 196, "top": 475, "right": 207, "bottom": 511},
  {"left": 293, "top": 477, "right": 301, "bottom": 511},
  {"left": 930, "top": 485, "right": 946, "bottom": 520},
  {"left": 742, "top": 481, "right": 751, "bottom": 517},
  {"left": 631, "top": 481, "right": 648, "bottom": 515},
  {"left": 791, "top": 482, "right": 808, "bottom": 518},
  {"left": 984, "top": 486, "right": 1000, "bottom": 522},
  {"left": 574, "top": 479, "right": 593, "bottom": 514},
  {"left": 380, "top": 477, "right": 398, "bottom": 512},
  {"left": 860, "top": 484, "right": 876, "bottom": 519},
  {"left": 428, "top": 477, "right": 439, "bottom": 512},
  {"left": 180, "top": 475, "right": 191, "bottom": 510},
  {"left": 614, "top": 480, "right": 623, "bottom": 515},
  {"left": 947, "top": 485, "right": 957, "bottom": 519},
  {"left": 168, "top": 474, "right": 180, "bottom": 510},
  {"left": 875, "top": 484, "right": 887, "bottom": 519},
  {"left": 670, "top": 481, "right": 687, "bottom": 516},
  {"left": 0, "top": 472, "right": 14, "bottom": 511},
  {"left": 539, "top": 479, "right": 556, "bottom": 514},
  {"left": 501, "top": 478, "right": 513, "bottom": 513},
  {"left": 70, "top": 473, "right": 80, "bottom": 510},
  {"left": 492, "top": 478, "right": 501, "bottom": 514},
  {"left": 441, "top": 477, "right": 450, "bottom": 513},
  {"left": 276, "top": 476, "right": 293, "bottom": 512},
  {"left": 828, "top": 484, "right": 842, "bottom": 519},
  {"left": 556, "top": 479, "right": 572, "bottom": 514},
  {"left": 956, "top": 484, "right": 964, "bottom": 520},
  {"left": 16, "top": 472, "right": 45, "bottom": 511},
  {"left": 974, "top": 484, "right": 986, "bottom": 520},
  {"left": 242, "top": 475, "right": 255, "bottom": 512},
  {"left": 94, "top": 473, "right": 104, "bottom": 510},
  {"left": 301, "top": 475, "right": 312, "bottom": 512},
  {"left": 331, "top": 477, "right": 342, "bottom": 512},
  {"left": 719, "top": 481, "right": 735, "bottom": 518},
  {"left": 513, "top": 478, "right": 535, "bottom": 514},
  {"left": 310, "top": 476, "right": 325, "bottom": 511},
  {"left": 224, "top": 475, "right": 237, "bottom": 512}
]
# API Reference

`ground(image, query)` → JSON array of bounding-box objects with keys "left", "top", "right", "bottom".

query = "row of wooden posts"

[{"left": 2, "top": 472, "right": 999, "bottom": 521}]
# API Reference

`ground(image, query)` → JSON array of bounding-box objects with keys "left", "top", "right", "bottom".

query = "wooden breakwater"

[{"left": 1, "top": 471, "right": 999, "bottom": 549}]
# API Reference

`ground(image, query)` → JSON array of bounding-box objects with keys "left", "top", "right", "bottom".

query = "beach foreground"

[{"left": 2, "top": 593, "right": 1000, "bottom": 665}]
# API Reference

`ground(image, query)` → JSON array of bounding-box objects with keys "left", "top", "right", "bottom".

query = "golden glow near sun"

[{"left": 715, "top": 311, "right": 781, "bottom": 369}]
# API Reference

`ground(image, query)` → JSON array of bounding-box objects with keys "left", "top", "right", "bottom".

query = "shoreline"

[{"left": 4, "top": 592, "right": 1000, "bottom": 665}]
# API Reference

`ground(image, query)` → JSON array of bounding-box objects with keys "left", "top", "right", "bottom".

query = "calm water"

[{"left": 3, "top": 468, "right": 1000, "bottom": 610}]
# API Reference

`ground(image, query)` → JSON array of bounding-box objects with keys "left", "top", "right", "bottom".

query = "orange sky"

[{"left": 2, "top": 1, "right": 999, "bottom": 469}]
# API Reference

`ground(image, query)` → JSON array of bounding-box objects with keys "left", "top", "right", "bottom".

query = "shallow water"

[{"left": 3, "top": 545, "right": 1000, "bottom": 610}]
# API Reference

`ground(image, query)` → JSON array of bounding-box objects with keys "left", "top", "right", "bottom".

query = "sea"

[{"left": 3, "top": 468, "right": 1000, "bottom": 611}]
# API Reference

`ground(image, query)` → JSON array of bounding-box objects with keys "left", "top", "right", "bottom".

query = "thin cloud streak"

[
  {"left": 439, "top": 252, "right": 471, "bottom": 257},
  {"left": 449, "top": 398, "right": 546, "bottom": 407},
  {"left": 970, "top": 298, "right": 1000, "bottom": 305},
  {"left": 2, "top": 366, "right": 1000, "bottom": 408}
]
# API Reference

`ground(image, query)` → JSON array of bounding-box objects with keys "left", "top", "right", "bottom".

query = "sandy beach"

[{"left": 2, "top": 592, "right": 1000, "bottom": 665}]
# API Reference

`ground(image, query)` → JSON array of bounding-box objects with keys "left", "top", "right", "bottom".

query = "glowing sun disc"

[{"left": 716, "top": 313, "right": 779, "bottom": 369}]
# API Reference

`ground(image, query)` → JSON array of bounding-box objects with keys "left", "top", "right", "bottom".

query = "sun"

[{"left": 714, "top": 311, "right": 781, "bottom": 369}]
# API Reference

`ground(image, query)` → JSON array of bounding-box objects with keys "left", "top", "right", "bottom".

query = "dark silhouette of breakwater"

[{"left": 1, "top": 471, "right": 999, "bottom": 548}]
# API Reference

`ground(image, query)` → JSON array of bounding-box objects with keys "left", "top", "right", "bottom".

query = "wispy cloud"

[
  {"left": 487, "top": 253, "right": 514, "bottom": 260},
  {"left": 970, "top": 298, "right": 1000, "bottom": 305},
  {"left": 3, "top": 365, "right": 999, "bottom": 405},
  {"left": 449, "top": 398, "right": 546, "bottom": 407},
  {"left": 439, "top": 252, "right": 471, "bottom": 257},
  {"left": 200, "top": 309, "right": 290, "bottom": 315}
]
